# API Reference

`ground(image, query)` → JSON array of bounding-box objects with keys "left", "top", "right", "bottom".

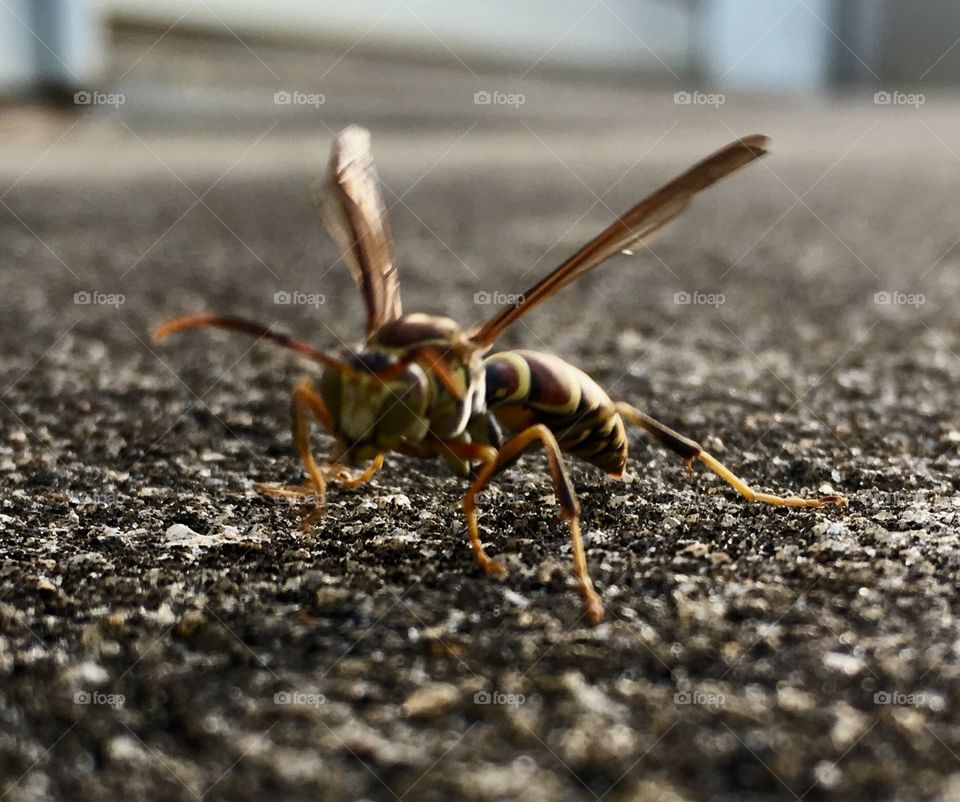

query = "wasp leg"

[
  {"left": 254, "top": 378, "right": 328, "bottom": 529},
  {"left": 254, "top": 377, "right": 383, "bottom": 530},
  {"left": 431, "top": 439, "right": 505, "bottom": 579},
  {"left": 257, "top": 453, "right": 384, "bottom": 498},
  {"left": 615, "top": 402, "right": 846, "bottom": 508},
  {"left": 255, "top": 482, "right": 314, "bottom": 499},
  {"left": 447, "top": 425, "right": 604, "bottom": 625},
  {"left": 327, "top": 454, "right": 385, "bottom": 488}
]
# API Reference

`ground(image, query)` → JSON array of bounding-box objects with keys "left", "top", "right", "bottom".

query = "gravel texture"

[{"left": 1, "top": 84, "right": 960, "bottom": 801}]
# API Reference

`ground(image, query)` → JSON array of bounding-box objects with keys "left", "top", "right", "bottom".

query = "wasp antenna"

[
  {"left": 153, "top": 312, "right": 226, "bottom": 342},
  {"left": 151, "top": 313, "right": 354, "bottom": 374}
]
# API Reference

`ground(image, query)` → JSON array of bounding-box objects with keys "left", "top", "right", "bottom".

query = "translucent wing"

[
  {"left": 312, "top": 126, "right": 402, "bottom": 337},
  {"left": 469, "top": 135, "right": 770, "bottom": 348}
]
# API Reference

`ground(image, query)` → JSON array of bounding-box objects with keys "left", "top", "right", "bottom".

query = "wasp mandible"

[{"left": 154, "top": 127, "right": 845, "bottom": 624}]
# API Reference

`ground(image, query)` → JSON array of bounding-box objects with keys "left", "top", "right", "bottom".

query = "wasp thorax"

[{"left": 320, "top": 349, "right": 430, "bottom": 460}]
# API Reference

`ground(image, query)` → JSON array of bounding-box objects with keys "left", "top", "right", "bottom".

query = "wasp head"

[{"left": 320, "top": 349, "right": 430, "bottom": 462}]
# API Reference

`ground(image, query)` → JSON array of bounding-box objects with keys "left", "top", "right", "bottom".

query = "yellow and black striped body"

[{"left": 482, "top": 350, "right": 627, "bottom": 476}]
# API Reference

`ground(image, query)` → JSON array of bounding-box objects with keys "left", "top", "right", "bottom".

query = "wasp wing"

[
  {"left": 312, "top": 126, "right": 402, "bottom": 337},
  {"left": 469, "top": 134, "right": 770, "bottom": 348}
]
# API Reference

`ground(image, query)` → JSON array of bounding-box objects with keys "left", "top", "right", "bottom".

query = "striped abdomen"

[{"left": 483, "top": 350, "right": 627, "bottom": 476}]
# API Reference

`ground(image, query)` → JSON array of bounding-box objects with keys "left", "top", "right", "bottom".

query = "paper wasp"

[{"left": 154, "top": 126, "right": 845, "bottom": 624}]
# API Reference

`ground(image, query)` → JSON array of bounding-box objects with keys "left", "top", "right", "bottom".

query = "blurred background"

[
  {"left": 0, "top": 0, "right": 956, "bottom": 142},
  {"left": 3, "top": 0, "right": 959, "bottom": 102},
  {"left": 2, "top": 0, "right": 957, "bottom": 334}
]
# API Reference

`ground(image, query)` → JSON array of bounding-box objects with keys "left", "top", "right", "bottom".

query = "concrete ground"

[{"left": 1, "top": 45, "right": 960, "bottom": 801}]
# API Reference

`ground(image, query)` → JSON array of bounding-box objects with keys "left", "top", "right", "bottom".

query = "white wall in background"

[
  {"left": 0, "top": 0, "right": 42, "bottom": 93},
  {"left": 93, "top": 0, "right": 691, "bottom": 72},
  {"left": 0, "top": 0, "right": 102, "bottom": 94},
  {"left": 3, "top": 1, "right": 936, "bottom": 97},
  {"left": 698, "top": 0, "right": 834, "bottom": 92}
]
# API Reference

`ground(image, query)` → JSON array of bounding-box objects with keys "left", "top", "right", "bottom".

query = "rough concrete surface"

[{"left": 1, "top": 78, "right": 960, "bottom": 801}]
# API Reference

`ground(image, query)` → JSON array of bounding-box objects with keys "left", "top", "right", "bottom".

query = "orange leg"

[
  {"left": 256, "top": 455, "right": 384, "bottom": 497},
  {"left": 254, "top": 378, "right": 382, "bottom": 529},
  {"left": 328, "top": 454, "right": 385, "bottom": 488},
  {"left": 443, "top": 425, "right": 604, "bottom": 625},
  {"left": 615, "top": 402, "right": 846, "bottom": 508},
  {"left": 434, "top": 439, "right": 504, "bottom": 579}
]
